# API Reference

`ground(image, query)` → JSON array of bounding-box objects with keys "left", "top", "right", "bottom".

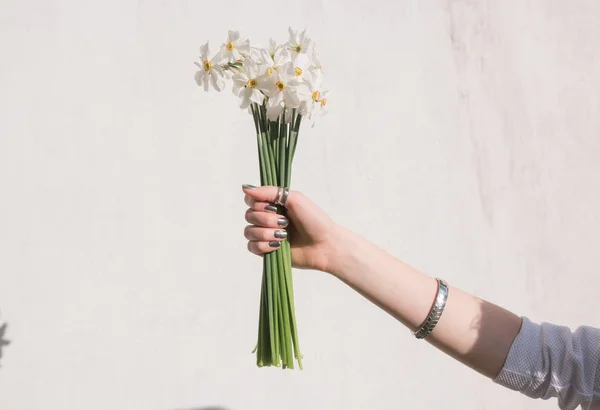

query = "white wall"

[{"left": 1, "top": 1, "right": 599, "bottom": 409}]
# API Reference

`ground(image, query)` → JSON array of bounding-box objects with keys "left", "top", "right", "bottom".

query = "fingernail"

[
  {"left": 242, "top": 184, "right": 256, "bottom": 190},
  {"left": 269, "top": 241, "right": 281, "bottom": 248},
  {"left": 274, "top": 230, "right": 287, "bottom": 239},
  {"left": 277, "top": 218, "right": 289, "bottom": 227},
  {"left": 264, "top": 204, "right": 278, "bottom": 212}
]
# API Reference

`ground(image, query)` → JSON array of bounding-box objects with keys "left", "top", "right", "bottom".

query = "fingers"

[
  {"left": 244, "top": 195, "right": 279, "bottom": 213},
  {"left": 247, "top": 240, "right": 283, "bottom": 256},
  {"left": 243, "top": 208, "right": 289, "bottom": 256},
  {"left": 244, "top": 225, "right": 288, "bottom": 242},
  {"left": 241, "top": 184, "right": 299, "bottom": 209},
  {"left": 242, "top": 184, "right": 296, "bottom": 257},
  {"left": 245, "top": 208, "right": 289, "bottom": 227}
]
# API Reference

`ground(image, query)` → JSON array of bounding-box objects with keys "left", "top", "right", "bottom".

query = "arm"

[
  {"left": 328, "top": 225, "right": 522, "bottom": 379},
  {"left": 241, "top": 185, "right": 600, "bottom": 407},
  {"left": 331, "top": 227, "right": 600, "bottom": 408}
]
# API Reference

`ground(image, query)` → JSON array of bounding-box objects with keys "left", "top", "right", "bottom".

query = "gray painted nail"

[
  {"left": 264, "top": 204, "right": 278, "bottom": 212},
  {"left": 242, "top": 184, "right": 256, "bottom": 190},
  {"left": 269, "top": 241, "right": 281, "bottom": 248},
  {"left": 277, "top": 218, "right": 289, "bottom": 226},
  {"left": 274, "top": 230, "right": 288, "bottom": 239}
]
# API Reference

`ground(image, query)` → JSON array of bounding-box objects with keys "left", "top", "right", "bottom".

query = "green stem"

[
  {"left": 286, "top": 138, "right": 296, "bottom": 188},
  {"left": 273, "top": 126, "right": 279, "bottom": 175},
  {"left": 282, "top": 240, "right": 302, "bottom": 368},
  {"left": 251, "top": 104, "right": 304, "bottom": 369},
  {"left": 252, "top": 104, "right": 268, "bottom": 366},
  {"left": 258, "top": 268, "right": 270, "bottom": 366},
  {"left": 271, "top": 250, "right": 280, "bottom": 365},
  {"left": 277, "top": 247, "right": 293, "bottom": 368},
  {"left": 279, "top": 115, "right": 287, "bottom": 189},
  {"left": 264, "top": 252, "right": 277, "bottom": 365}
]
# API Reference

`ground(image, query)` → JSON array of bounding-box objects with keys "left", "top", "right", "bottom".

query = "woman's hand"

[{"left": 242, "top": 184, "right": 340, "bottom": 273}]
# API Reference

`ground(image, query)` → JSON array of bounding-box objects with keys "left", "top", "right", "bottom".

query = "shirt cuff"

[{"left": 493, "top": 316, "right": 538, "bottom": 393}]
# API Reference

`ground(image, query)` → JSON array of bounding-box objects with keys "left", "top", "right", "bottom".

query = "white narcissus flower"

[
  {"left": 194, "top": 42, "right": 226, "bottom": 92},
  {"left": 300, "top": 69, "right": 326, "bottom": 116},
  {"left": 311, "top": 47, "right": 323, "bottom": 71},
  {"left": 254, "top": 47, "right": 290, "bottom": 100},
  {"left": 232, "top": 60, "right": 265, "bottom": 109},
  {"left": 287, "top": 27, "right": 313, "bottom": 59},
  {"left": 315, "top": 90, "right": 329, "bottom": 118},
  {"left": 300, "top": 91, "right": 329, "bottom": 127},
  {"left": 257, "top": 47, "right": 291, "bottom": 75},
  {"left": 194, "top": 29, "right": 327, "bottom": 122},
  {"left": 262, "top": 62, "right": 310, "bottom": 120},
  {"left": 221, "top": 30, "right": 251, "bottom": 62},
  {"left": 289, "top": 53, "right": 312, "bottom": 79}
]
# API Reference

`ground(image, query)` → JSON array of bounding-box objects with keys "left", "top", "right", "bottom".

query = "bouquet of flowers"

[{"left": 194, "top": 28, "right": 328, "bottom": 369}]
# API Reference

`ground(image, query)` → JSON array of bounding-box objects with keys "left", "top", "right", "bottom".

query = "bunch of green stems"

[{"left": 250, "top": 101, "right": 303, "bottom": 369}]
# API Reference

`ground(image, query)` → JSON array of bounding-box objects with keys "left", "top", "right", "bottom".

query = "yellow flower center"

[
  {"left": 295, "top": 45, "right": 302, "bottom": 53},
  {"left": 321, "top": 98, "right": 327, "bottom": 106},
  {"left": 247, "top": 78, "right": 257, "bottom": 88},
  {"left": 226, "top": 42, "right": 235, "bottom": 51},
  {"left": 276, "top": 81, "right": 286, "bottom": 91},
  {"left": 312, "top": 91, "right": 320, "bottom": 101},
  {"left": 267, "top": 67, "right": 273, "bottom": 76},
  {"left": 295, "top": 67, "right": 303, "bottom": 76},
  {"left": 203, "top": 60, "right": 212, "bottom": 71}
]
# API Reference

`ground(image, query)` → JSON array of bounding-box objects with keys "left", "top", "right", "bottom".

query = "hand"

[{"left": 241, "top": 185, "right": 340, "bottom": 273}]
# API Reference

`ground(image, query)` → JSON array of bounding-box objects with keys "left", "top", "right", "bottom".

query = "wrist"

[{"left": 325, "top": 225, "right": 362, "bottom": 278}]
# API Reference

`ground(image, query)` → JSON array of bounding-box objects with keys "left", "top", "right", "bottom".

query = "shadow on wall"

[{"left": 0, "top": 321, "right": 9, "bottom": 368}]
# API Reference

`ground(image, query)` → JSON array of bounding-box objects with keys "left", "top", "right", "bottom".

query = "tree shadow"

[{"left": 0, "top": 321, "right": 9, "bottom": 368}]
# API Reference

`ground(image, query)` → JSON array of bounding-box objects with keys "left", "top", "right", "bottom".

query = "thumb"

[{"left": 242, "top": 184, "right": 296, "bottom": 206}]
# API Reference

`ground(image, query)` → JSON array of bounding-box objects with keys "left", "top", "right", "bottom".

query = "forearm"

[{"left": 328, "top": 226, "right": 523, "bottom": 379}]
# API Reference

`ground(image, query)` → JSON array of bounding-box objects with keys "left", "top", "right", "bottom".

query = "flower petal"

[
  {"left": 257, "top": 74, "right": 276, "bottom": 94},
  {"left": 249, "top": 89, "right": 264, "bottom": 105},
  {"left": 240, "top": 89, "right": 252, "bottom": 109},
  {"left": 278, "top": 62, "right": 294, "bottom": 81},
  {"left": 284, "top": 89, "right": 300, "bottom": 108},
  {"left": 232, "top": 73, "right": 249, "bottom": 83},
  {"left": 194, "top": 70, "right": 204, "bottom": 87},
  {"left": 249, "top": 47, "right": 263, "bottom": 61},
  {"left": 274, "top": 47, "right": 291, "bottom": 65},
  {"left": 268, "top": 38, "right": 277, "bottom": 55},
  {"left": 237, "top": 39, "right": 251, "bottom": 54},
  {"left": 199, "top": 41, "right": 210, "bottom": 60},
  {"left": 271, "top": 91, "right": 284, "bottom": 106},
  {"left": 293, "top": 53, "right": 311, "bottom": 70},
  {"left": 232, "top": 81, "right": 244, "bottom": 96},
  {"left": 288, "top": 27, "right": 297, "bottom": 43},
  {"left": 228, "top": 30, "right": 240, "bottom": 42},
  {"left": 266, "top": 102, "right": 284, "bottom": 121},
  {"left": 210, "top": 70, "right": 225, "bottom": 91},
  {"left": 211, "top": 49, "right": 226, "bottom": 65}
]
